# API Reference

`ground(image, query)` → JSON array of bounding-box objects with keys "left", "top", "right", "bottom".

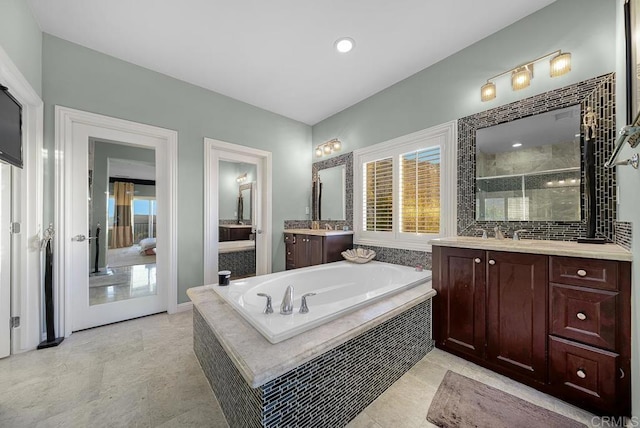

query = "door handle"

[{"left": 72, "top": 234, "right": 87, "bottom": 242}]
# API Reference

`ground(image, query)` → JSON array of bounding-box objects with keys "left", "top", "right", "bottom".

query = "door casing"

[{"left": 55, "top": 106, "right": 178, "bottom": 336}]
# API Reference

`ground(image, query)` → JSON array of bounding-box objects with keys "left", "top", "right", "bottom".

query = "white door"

[
  {"left": 68, "top": 124, "right": 168, "bottom": 331},
  {"left": 0, "top": 162, "right": 11, "bottom": 357}
]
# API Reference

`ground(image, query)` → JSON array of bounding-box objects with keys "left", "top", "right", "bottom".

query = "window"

[{"left": 354, "top": 121, "right": 456, "bottom": 251}]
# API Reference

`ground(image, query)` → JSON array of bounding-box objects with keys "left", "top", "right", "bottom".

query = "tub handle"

[
  {"left": 257, "top": 293, "right": 273, "bottom": 314},
  {"left": 299, "top": 293, "right": 316, "bottom": 314}
]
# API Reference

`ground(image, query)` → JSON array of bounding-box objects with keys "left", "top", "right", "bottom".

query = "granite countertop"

[
  {"left": 429, "top": 236, "right": 632, "bottom": 262},
  {"left": 284, "top": 228, "right": 354, "bottom": 236},
  {"left": 187, "top": 282, "right": 435, "bottom": 388}
]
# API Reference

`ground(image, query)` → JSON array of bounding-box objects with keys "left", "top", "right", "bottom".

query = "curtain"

[{"left": 112, "top": 181, "right": 134, "bottom": 248}]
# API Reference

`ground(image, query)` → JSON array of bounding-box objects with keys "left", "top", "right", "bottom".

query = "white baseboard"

[{"left": 176, "top": 302, "right": 193, "bottom": 313}]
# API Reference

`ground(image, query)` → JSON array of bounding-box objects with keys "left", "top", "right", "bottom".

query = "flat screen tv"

[{"left": 0, "top": 84, "right": 23, "bottom": 169}]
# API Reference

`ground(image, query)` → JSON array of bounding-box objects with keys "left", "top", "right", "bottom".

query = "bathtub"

[
  {"left": 212, "top": 260, "right": 432, "bottom": 343},
  {"left": 218, "top": 239, "right": 255, "bottom": 253}
]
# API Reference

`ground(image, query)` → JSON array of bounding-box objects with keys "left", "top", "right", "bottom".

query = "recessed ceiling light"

[
  {"left": 512, "top": 142, "right": 522, "bottom": 148},
  {"left": 335, "top": 37, "right": 355, "bottom": 54}
]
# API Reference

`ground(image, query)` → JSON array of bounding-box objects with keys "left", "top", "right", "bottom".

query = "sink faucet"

[
  {"left": 280, "top": 285, "right": 294, "bottom": 315},
  {"left": 476, "top": 229, "right": 488, "bottom": 239},
  {"left": 512, "top": 229, "right": 526, "bottom": 241},
  {"left": 325, "top": 223, "right": 332, "bottom": 230},
  {"left": 494, "top": 226, "right": 505, "bottom": 240}
]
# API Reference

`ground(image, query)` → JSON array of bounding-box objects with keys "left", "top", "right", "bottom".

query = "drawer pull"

[
  {"left": 474, "top": 258, "right": 481, "bottom": 264},
  {"left": 576, "top": 312, "right": 587, "bottom": 321},
  {"left": 488, "top": 260, "right": 496, "bottom": 265},
  {"left": 576, "top": 269, "right": 587, "bottom": 277},
  {"left": 576, "top": 369, "right": 587, "bottom": 379},
  {"left": 620, "top": 368, "right": 625, "bottom": 379}
]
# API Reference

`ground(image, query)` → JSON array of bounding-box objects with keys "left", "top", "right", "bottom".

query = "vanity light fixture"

[
  {"left": 315, "top": 138, "right": 343, "bottom": 157},
  {"left": 236, "top": 173, "right": 247, "bottom": 183},
  {"left": 480, "top": 50, "right": 572, "bottom": 102},
  {"left": 512, "top": 142, "right": 523, "bottom": 148}
]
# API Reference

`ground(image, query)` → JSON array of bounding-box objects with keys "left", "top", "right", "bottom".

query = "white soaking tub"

[{"left": 212, "top": 260, "right": 432, "bottom": 343}]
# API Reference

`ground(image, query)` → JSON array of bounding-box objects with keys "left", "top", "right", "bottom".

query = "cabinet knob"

[
  {"left": 488, "top": 259, "right": 496, "bottom": 265},
  {"left": 576, "top": 269, "right": 587, "bottom": 277},
  {"left": 576, "top": 312, "right": 587, "bottom": 321},
  {"left": 576, "top": 369, "right": 587, "bottom": 379},
  {"left": 474, "top": 258, "right": 481, "bottom": 264}
]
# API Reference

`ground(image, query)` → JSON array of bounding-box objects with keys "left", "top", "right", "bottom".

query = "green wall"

[
  {"left": 0, "top": 0, "right": 42, "bottom": 96},
  {"left": 312, "top": 0, "right": 616, "bottom": 153},
  {"left": 42, "top": 34, "right": 312, "bottom": 303}
]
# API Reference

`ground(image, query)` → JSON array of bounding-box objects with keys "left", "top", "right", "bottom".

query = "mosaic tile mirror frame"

[{"left": 458, "top": 73, "right": 617, "bottom": 242}]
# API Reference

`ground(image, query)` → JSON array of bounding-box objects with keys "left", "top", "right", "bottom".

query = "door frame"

[
  {"left": 55, "top": 106, "right": 178, "bottom": 336},
  {"left": 204, "top": 138, "right": 272, "bottom": 284},
  {"left": 0, "top": 43, "right": 44, "bottom": 353}
]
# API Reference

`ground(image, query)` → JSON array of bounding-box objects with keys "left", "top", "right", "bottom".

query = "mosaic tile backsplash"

[
  {"left": 458, "top": 73, "right": 619, "bottom": 243},
  {"left": 194, "top": 300, "right": 433, "bottom": 428}
]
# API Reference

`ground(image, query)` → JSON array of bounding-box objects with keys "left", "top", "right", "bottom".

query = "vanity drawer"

[
  {"left": 550, "top": 284, "right": 617, "bottom": 350},
  {"left": 549, "top": 336, "right": 618, "bottom": 412},
  {"left": 549, "top": 256, "right": 618, "bottom": 291}
]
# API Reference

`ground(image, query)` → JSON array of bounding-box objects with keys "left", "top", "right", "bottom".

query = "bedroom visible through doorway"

[{"left": 88, "top": 143, "right": 158, "bottom": 306}]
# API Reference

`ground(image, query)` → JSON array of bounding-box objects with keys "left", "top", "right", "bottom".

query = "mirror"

[
  {"left": 475, "top": 105, "right": 581, "bottom": 222},
  {"left": 316, "top": 164, "right": 346, "bottom": 221},
  {"left": 88, "top": 140, "right": 157, "bottom": 306},
  {"left": 238, "top": 182, "right": 254, "bottom": 224}
]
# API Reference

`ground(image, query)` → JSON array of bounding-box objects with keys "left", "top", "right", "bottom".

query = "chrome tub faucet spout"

[{"left": 280, "top": 285, "right": 294, "bottom": 315}]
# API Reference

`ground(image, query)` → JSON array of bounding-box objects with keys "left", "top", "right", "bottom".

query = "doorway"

[
  {"left": 55, "top": 107, "right": 177, "bottom": 335},
  {"left": 204, "top": 138, "right": 272, "bottom": 284}
]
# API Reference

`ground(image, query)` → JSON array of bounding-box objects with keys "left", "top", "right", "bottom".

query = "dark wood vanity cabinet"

[
  {"left": 284, "top": 232, "right": 352, "bottom": 270},
  {"left": 433, "top": 246, "right": 631, "bottom": 416}
]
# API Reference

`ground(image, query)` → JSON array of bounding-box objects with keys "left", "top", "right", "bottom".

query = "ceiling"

[
  {"left": 28, "top": 0, "right": 556, "bottom": 125},
  {"left": 476, "top": 105, "right": 581, "bottom": 154}
]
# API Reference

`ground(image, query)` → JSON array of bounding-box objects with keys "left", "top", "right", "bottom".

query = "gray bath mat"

[{"left": 427, "top": 371, "right": 587, "bottom": 428}]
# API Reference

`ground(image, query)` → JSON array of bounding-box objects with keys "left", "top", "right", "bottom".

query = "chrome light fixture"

[
  {"left": 480, "top": 50, "right": 571, "bottom": 102},
  {"left": 480, "top": 82, "right": 496, "bottom": 102},
  {"left": 236, "top": 173, "right": 247, "bottom": 183},
  {"left": 315, "top": 138, "right": 343, "bottom": 157},
  {"left": 550, "top": 52, "right": 571, "bottom": 77},
  {"left": 511, "top": 65, "right": 533, "bottom": 91}
]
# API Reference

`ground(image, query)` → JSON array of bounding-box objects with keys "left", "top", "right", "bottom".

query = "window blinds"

[
  {"left": 400, "top": 147, "right": 440, "bottom": 234},
  {"left": 363, "top": 158, "right": 393, "bottom": 231}
]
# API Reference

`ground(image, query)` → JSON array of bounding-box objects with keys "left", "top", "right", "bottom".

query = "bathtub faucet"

[{"left": 280, "top": 285, "right": 294, "bottom": 315}]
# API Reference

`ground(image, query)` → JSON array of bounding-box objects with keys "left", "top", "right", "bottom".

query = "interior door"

[
  {"left": 69, "top": 124, "right": 167, "bottom": 331},
  {"left": 0, "top": 162, "right": 11, "bottom": 357}
]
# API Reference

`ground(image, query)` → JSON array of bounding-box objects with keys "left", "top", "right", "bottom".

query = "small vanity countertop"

[
  {"left": 187, "top": 282, "right": 435, "bottom": 388},
  {"left": 284, "top": 228, "right": 354, "bottom": 236},
  {"left": 429, "top": 236, "right": 632, "bottom": 262}
]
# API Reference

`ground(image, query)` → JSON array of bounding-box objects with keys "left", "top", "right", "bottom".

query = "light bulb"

[{"left": 315, "top": 147, "right": 323, "bottom": 157}]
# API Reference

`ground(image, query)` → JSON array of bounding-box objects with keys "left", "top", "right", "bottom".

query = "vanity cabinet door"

[
  {"left": 486, "top": 251, "right": 547, "bottom": 383},
  {"left": 294, "top": 235, "right": 312, "bottom": 268},
  {"left": 308, "top": 235, "right": 324, "bottom": 265},
  {"left": 433, "top": 246, "right": 486, "bottom": 360}
]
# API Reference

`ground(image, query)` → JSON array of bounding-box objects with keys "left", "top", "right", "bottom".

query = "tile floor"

[
  {"left": 89, "top": 264, "right": 157, "bottom": 306},
  {"left": 0, "top": 310, "right": 597, "bottom": 427}
]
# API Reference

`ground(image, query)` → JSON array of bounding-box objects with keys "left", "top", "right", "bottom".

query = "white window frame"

[{"left": 353, "top": 120, "right": 457, "bottom": 251}]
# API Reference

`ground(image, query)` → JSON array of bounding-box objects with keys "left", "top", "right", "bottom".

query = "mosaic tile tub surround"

[
  {"left": 194, "top": 300, "right": 433, "bottom": 428},
  {"left": 219, "top": 249, "right": 256, "bottom": 279}
]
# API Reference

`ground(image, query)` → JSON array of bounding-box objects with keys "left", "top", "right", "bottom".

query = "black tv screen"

[{"left": 0, "top": 85, "right": 23, "bottom": 169}]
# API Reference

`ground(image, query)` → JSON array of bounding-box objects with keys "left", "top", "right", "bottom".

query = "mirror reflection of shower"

[
  {"left": 87, "top": 140, "right": 157, "bottom": 306},
  {"left": 218, "top": 160, "right": 257, "bottom": 280}
]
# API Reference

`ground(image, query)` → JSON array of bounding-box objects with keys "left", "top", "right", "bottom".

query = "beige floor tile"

[
  {"left": 346, "top": 411, "right": 383, "bottom": 428},
  {"left": 156, "top": 402, "right": 228, "bottom": 428}
]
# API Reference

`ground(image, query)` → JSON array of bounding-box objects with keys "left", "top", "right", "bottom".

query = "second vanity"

[
  {"left": 430, "top": 236, "right": 632, "bottom": 417},
  {"left": 284, "top": 229, "right": 353, "bottom": 270}
]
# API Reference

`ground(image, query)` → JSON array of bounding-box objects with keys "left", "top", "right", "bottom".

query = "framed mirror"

[
  {"left": 475, "top": 105, "right": 581, "bottom": 222},
  {"left": 626, "top": 0, "right": 640, "bottom": 124},
  {"left": 311, "top": 152, "right": 353, "bottom": 227}
]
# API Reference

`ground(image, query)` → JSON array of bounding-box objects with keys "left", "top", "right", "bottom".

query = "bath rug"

[{"left": 427, "top": 371, "right": 587, "bottom": 428}]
